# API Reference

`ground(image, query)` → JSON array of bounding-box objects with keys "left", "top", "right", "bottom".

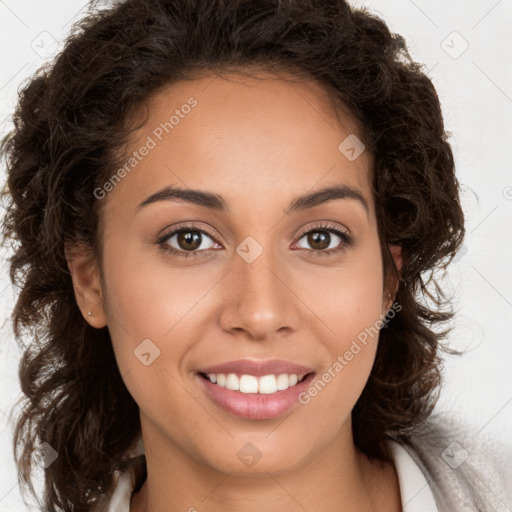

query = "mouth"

[
  {"left": 197, "top": 371, "right": 314, "bottom": 395},
  {"left": 195, "top": 371, "right": 317, "bottom": 420}
]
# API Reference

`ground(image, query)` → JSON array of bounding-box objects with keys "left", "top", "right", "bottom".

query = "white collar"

[{"left": 388, "top": 439, "right": 440, "bottom": 511}]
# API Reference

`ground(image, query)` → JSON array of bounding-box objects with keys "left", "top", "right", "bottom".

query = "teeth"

[
  {"left": 205, "top": 372, "right": 304, "bottom": 394},
  {"left": 239, "top": 374, "right": 259, "bottom": 393},
  {"left": 259, "top": 375, "right": 277, "bottom": 394}
]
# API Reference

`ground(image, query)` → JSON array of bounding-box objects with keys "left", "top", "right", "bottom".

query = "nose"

[{"left": 218, "top": 241, "right": 302, "bottom": 341}]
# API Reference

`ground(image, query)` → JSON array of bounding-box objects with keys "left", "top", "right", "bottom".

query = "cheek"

[
  {"left": 296, "top": 284, "right": 384, "bottom": 438},
  {"left": 299, "top": 240, "right": 385, "bottom": 396},
  {"left": 100, "top": 240, "right": 207, "bottom": 429},
  {"left": 100, "top": 232, "right": 233, "bottom": 423},
  {"left": 101, "top": 229, "right": 216, "bottom": 339},
  {"left": 301, "top": 238, "right": 385, "bottom": 340}
]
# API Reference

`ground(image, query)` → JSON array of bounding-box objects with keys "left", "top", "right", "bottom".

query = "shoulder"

[{"left": 391, "top": 412, "right": 512, "bottom": 512}]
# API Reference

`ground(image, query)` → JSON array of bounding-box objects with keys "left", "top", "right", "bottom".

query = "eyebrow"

[{"left": 135, "top": 183, "right": 369, "bottom": 215}]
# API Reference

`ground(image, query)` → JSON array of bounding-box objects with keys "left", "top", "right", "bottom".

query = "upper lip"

[{"left": 196, "top": 358, "right": 316, "bottom": 377}]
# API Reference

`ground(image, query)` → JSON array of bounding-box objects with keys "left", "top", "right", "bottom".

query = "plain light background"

[{"left": 1, "top": 0, "right": 511, "bottom": 510}]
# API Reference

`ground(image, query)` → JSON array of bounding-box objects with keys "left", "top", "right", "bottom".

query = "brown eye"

[
  {"left": 157, "top": 225, "right": 220, "bottom": 259},
  {"left": 176, "top": 230, "right": 203, "bottom": 251},
  {"left": 305, "top": 231, "right": 331, "bottom": 250},
  {"left": 296, "top": 227, "right": 350, "bottom": 253},
  {"left": 165, "top": 229, "right": 217, "bottom": 252}
]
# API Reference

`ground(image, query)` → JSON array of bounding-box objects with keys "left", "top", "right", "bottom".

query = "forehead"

[{"left": 102, "top": 71, "right": 374, "bottom": 217}]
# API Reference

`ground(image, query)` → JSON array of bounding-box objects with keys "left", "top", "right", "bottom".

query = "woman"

[{"left": 1, "top": 0, "right": 510, "bottom": 511}]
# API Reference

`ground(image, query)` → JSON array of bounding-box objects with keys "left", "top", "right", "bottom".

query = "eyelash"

[{"left": 156, "top": 222, "right": 353, "bottom": 260}]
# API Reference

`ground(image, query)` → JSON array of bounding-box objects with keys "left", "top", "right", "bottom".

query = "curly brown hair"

[{"left": 0, "top": 0, "right": 465, "bottom": 510}]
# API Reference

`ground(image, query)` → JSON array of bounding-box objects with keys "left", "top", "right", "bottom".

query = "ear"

[
  {"left": 389, "top": 244, "right": 402, "bottom": 273},
  {"left": 384, "top": 244, "right": 402, "bottom": 310},
  {"left": 65, "top": 242, "right": 107, "bottom": 329}
]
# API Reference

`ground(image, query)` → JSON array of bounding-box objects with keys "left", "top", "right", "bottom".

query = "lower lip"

[{"left": 196, "top": 372, "right": 315, "bottom": 420}]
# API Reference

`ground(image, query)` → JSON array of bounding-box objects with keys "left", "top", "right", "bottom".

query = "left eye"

[{"left": 294, "top": 227, "right": 350, "bottom": 253}]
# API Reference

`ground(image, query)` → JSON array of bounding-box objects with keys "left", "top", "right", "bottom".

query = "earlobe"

[{"left": 65, "top": 242, "right": 107, "bottom": 328}]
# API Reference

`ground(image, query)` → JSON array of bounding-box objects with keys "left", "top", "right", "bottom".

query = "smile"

[
  {"left": 196, "top": 371, "right": 316, "bottom": 420},
  {"left": 199, "top": 372, "right": 310, "bottom": 394}
]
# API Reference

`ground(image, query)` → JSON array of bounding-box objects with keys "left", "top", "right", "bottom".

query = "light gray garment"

[{"left": 390, "top": 413, "right": 512, "bottom": 511}]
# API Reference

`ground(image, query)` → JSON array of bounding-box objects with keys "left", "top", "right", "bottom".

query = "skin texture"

[{"left": 67, "top": 72, "right": 403, "bottom": 512}]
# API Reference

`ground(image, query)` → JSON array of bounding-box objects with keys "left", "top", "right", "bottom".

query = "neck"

[{"left": 130, "top": 418, "right": 401, "bottom": 512}]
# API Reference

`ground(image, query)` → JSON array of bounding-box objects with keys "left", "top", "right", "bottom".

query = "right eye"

[{"left": 156, "top": 225, "right": 222, "bottom": 259}]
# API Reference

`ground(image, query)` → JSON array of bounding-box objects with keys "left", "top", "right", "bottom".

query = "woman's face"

[{"left": 84, "top": 72, "right": 396, "bottom": 475}]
